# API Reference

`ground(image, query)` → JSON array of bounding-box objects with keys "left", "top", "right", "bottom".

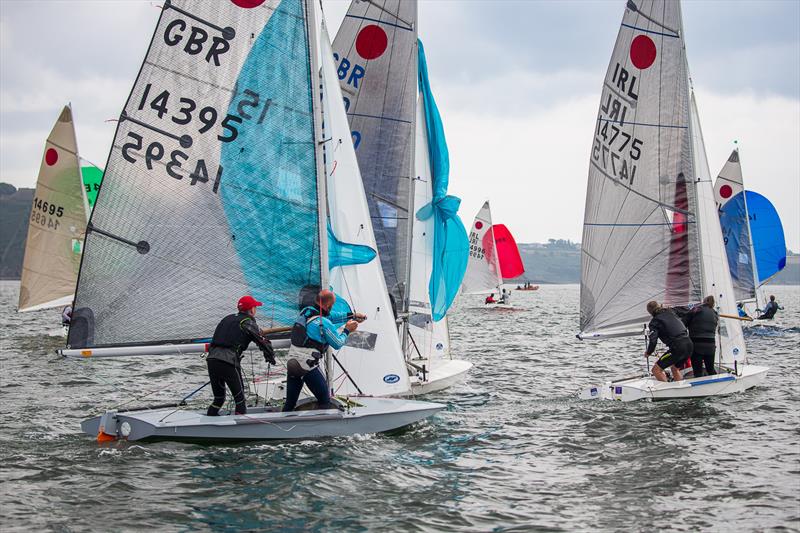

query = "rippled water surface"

[{"left": 1, "top": 281, "right": 798, "bottom": 531}]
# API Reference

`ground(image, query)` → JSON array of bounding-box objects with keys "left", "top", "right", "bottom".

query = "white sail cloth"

[
  {"left": 320, "top": 25, "right": 411, "bottom": 397},
  {"left": 461, "top": 201, "right": 502, "bottom": 295}
]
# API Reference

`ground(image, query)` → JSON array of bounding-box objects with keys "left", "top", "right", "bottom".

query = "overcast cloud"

[{"left": 1, "top": 0, "right": 798, "bottom": 250}]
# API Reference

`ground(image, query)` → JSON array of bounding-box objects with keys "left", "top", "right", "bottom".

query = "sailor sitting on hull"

[
  {"left": 206, "top": 295, "right": 276, "bottom": 416},
  {"left": 757, "top": 295, "right": 782, "bottom": 320},
  {"left": 485, "top": 293, "right": 496, "bottom": 304},
  {"left": 283, "top": 289, "right": 364, "bottom": 412},
  {"left": 644, "top": 301, "right": 693, "bottom": 383}
]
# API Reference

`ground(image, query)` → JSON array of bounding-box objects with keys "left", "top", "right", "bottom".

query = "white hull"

[
  {"left": 579, "top": 364, "right": 768, "bottom": 402},
  {"left": 409, "top": 358, "right": 472, "bottom": 395},
  {"left": 82, "top": 397, "right": 444, "bottom": 442},
  {"left": 250, "top": 358, "right": 472, "bottom": 400},
  {"left": 486, "top": 303, "right": 514, "bottom": 309}
]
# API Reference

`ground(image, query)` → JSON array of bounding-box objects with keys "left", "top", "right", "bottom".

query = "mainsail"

[
  {"left": 462, "top": 202, "right": 502, "bottom": 294},
  {"left": 320, "top": 24, "right": 410, "bottom": 396},
  {"left": 580, "top": 0, "right": 703, "bottom": 336},
  {"left": 18, "top": 105, "right": 88, "bottom": 313},
  {"left": 714, "top": 149, "right": 756, "bottom": 301},
  {"left": 331, "top": 0, "right": 417, "bottom": 314},
  {"left": 80, "top": 163, "right": 104, "bottom": 209},
  {"left": 68, "top": 0, "right": 325, "bottom": 349}
]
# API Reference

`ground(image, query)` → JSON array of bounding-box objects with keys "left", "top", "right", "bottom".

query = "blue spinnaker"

[
  {"left": 220, "top": 0, "right": 320, "bottom": 327},
  {"left": 719, "top": 191, "right": 756, "bottom": 301},
  {"left": 415, "top": 39, "right": 469, "bottom": 322},
  {"left": 746, "top": 190, "right": 786, "bottom": 284},
  {"left": 328, "top": 223, "right": 377, "bottom": 270}
]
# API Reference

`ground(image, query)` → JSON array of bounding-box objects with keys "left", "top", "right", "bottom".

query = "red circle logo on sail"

[
  {"left": 475, "top": 221, "right": 483, "bottom": 230},
  {"left": 630, "top": 35, "right": 657, "bottom": 69},
  {"left": 45, "top": 148, "right": 58, "bottom": 166},
  {"left": 231, "top": 0, "right": 266, "bottom": 7},
  {"left": 719, "top": 184, "right": 733, "bottom": 199},
  {"left": 356, "top": 25, "right": 388, "bottom": 60}
]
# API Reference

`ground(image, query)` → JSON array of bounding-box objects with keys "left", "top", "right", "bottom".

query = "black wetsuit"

[
  {"left": 646, "top": 308, "right": 693, "bottom": 370},
  {"left": 206, "top": 312, "right": 274, "bottom": 416},
  {"left": 758, "top": 301, "right": 779, "bottom": 320},
  {"left": 680, "top": 305, "right": 718, "bottom": 377}
]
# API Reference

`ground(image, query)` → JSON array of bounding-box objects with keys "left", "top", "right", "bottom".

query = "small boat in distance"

[{"left": 462, "top": 201, "right": 525, "bottom": 308}]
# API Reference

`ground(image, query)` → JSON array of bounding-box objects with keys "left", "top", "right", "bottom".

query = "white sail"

[
  {"left": 409, "top": 95, "right": 451, "bottom": 362},
  {"left": 18, "top": 105, "right": 88, "bottom": 313},
  {"left": 713, "top": 149, "right": 757, "bottom": 301},
  {"left": 461, "top": 201, "right": 502, "bottom": 295},
  {"left": 320, "top": 25, "right": 411, "bottom": 396},
  {"left": 689, "top": 92, "right": 747, "bottom": 365}
]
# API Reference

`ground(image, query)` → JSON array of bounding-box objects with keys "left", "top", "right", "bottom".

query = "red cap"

[{"left": 238, "top": 295, "right": 263, "bottom": 312}]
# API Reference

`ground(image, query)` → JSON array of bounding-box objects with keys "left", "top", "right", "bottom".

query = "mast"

[
  {"left": 401, "top": 26, "right": 419, "bottom": 359},
  {"left": 488, "top": 204, "right": 503, "bottom": 291},
  {"left": 307, "top": 0, "right": 332, "bottom": 387}
]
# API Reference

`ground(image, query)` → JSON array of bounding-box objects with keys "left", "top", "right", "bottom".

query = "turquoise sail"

[
  {"left": 415, "top": 39, "right": 469, "bottom": 322},
  {"left": 328, "top": 223, "right": 377, "bottom": 270},
  {"left": 220, "top": 0, "right": 320, "bottom": 327}
]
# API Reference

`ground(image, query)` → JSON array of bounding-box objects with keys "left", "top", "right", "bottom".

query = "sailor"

[
  {"left": 644, "top": 301, "right": 693, "bottom": 382},
  {"left": 206, "top": 295, "right": 276, "bottom": 416},
  {"left": 737, "top": 302, "right": 750, "bottom": 319},
  {"left": 757, "top": 295, "right": 782, "bottom": 320},
  {"left": 283, "top": 289, "right": 363, "bottom": 412},
  {"left": 485, "top": 293, "right": 496, "bottom": 304},
  {"left": 502, "top": 288, "right": 511, "bottom": 304},
  {"left": 61, "top": 304, "right": 73, "bottom": 326},
  {"left": 679, "top": 296, "right": 719, "bottom": 377}
]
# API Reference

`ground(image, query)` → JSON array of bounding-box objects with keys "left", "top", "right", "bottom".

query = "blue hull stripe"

[{"left": 689, "top": 375, "right": 736, "bottom": 387}]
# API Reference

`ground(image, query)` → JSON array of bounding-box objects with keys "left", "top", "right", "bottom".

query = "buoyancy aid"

[{"left": 287, "top": 307, "right": 327, "bottom": 377}]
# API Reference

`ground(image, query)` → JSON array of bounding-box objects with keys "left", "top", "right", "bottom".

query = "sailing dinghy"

[
  {"left": 462, "top": 201, "right": 525, "bottom": 309},
  {"left": 577, "top": 0, "right": 767, "bottom": 401},
  {"left": 714, "top": 149, "right": 787, "bottom": 317},
  {"left": 59, "top": 0, "right": 443, "bottom": 441},
  {"left": 328, "top": 0, "right": 472, "bottom": 395}
]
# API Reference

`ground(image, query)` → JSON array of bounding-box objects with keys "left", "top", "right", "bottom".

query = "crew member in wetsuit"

[
  {"left": 758, "top": 295, "right": 782, "bottom": 320},
  {"left": 644, "top": 301, "right": 693, "bottom": 382},
  {"left": 485, "top": 293, "right": 496, "bottom": 304},
  {"left": 206, "top": 295, "right": 276, "bottom": 416},
  {"left": 283, "top": 289, "right": 364, "bottom": 412},
  {"left": 679, "top": 295, "right": 719, "bottom": 377}
]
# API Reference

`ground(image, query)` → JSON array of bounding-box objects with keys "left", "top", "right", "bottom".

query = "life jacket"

[
  {"left": 685, "top": 305, "right": 718, "bottom": 341},
  {"left": 210, "top": 313, "right": 254, "bottom": 356},
  {"left": 287, "top": 307, "right": 327, "bottom": 377},
  {"left": 649, "top": 309, "right": 690, "bottom": 347}
]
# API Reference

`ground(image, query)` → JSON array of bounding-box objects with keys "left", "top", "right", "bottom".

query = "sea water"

[{"left": 1, "top": 282, "right": 798, "bottom": 531}]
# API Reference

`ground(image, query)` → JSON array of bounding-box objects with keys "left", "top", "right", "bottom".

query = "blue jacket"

[{"left": 301, "top": 307, "right": 350, "bottom": 350}]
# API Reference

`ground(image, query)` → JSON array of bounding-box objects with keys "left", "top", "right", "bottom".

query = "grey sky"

[{"left": 1, "top": 0, "right": 798, "bottom": 250}]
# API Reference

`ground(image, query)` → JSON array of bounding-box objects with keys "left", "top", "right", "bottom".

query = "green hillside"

[{"left": 0, "top": 184, "right": 34, "bottom": 279}]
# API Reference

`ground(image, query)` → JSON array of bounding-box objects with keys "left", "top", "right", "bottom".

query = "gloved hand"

[{"left": 262, "top": 345, "right": 276, "bottom": 365}]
